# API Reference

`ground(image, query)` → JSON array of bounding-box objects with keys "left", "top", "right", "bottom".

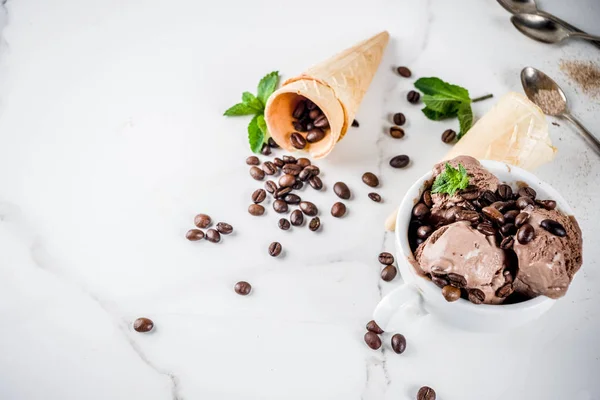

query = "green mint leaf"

[
  {"left": 457, "top": 103, "right": 474, "bottom": 140},
  {"left": 242, "top": 92, "right": 264, "bottom": 112},
  {"left": 431, "top": 163, "right": 470, "bottom": 195},
  {"left": 414, "top": 77, "right": 471, "bottom": 102},
  {"left": 257, "top": 71, "right": 280, "bottom": 105},
  {"left": 223, "top": 102, "right": 258, "bottom": 116},
  {"left": 257, "top": 114, "right": 268, "bottom": 137},
  {"left": 248, "top": 115, "right": 265, "bottom": 154},
  {"left": 422, "top": 107, "right": 448, "bottom": 121},
  {"left": 421, "top": 94, "right": 461, "bottom": 115}
]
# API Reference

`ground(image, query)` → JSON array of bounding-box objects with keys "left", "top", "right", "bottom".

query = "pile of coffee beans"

[
  {"left": 378, "top": 252, "right": 397, "bottom": 282},
  {"left": 363, "top": 319, "right": 407, "bottom": 355},
  {"left": 408, "top": 181, "right": 566, "bottom": 304},
  {"left": 290, "top": 97, "right": 330, "bottom": 149},
  {"left": 185, "top": 213, "right": 233, "bottom": 244}
]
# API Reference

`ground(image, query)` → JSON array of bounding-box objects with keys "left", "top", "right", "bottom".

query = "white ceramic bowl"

[{"left": 374, "top": 160, "right": 575, "bottom": 332}]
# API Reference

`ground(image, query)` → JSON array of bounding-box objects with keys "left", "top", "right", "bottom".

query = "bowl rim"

[{"left": 393, "top": 159, "right": 572, "bottom": 312}]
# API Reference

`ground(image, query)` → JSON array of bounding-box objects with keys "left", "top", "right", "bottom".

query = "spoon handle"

[
  {"left": 569, "top": 32, "right": 600, "bottom": 43},
  {"left": 562, "top": 113, "right": 600, "bottom": 156},
  {"left": 537, "top": 10, "right": 600, "bottom": 49}
]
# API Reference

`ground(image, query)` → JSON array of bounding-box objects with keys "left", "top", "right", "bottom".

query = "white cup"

[{"left": 374, "top": 160, "right": 575, "bottom": 332}]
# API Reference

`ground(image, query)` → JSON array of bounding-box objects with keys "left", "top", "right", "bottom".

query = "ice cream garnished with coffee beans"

[{"left": 408, "top": 156, "right": 583, "bottom": 305}]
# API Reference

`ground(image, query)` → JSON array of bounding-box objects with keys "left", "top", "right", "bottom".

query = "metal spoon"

[
  {"left": 497, "top": 0, "right": 600, "bottom": 49},
  {"left": 512, "top": 14, "right": 600, "bottom": 44},
  {"left": 521, "top": 67, "right": 600, "bottom": 156}
]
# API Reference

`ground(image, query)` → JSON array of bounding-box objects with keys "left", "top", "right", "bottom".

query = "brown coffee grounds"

[
  {"left": 533, "top": 89, "right": 565, "bottom": 115},
  {"left": 560, "top": 60, "right": 600, "bottom": 98}
]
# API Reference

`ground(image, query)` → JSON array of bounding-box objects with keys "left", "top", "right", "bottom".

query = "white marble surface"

[{"left": 0, "top": 0, "right": 599, "bottom": 399}]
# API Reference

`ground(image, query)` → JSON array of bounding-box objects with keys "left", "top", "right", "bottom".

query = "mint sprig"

[
  {"left": 431, "top": 163, "right": 470, "bottom": 196},
  {"left": 414, "top": 77, "right": 492, "bottom": 140},
  {"left": 224, "top": 71, "right": 280, "bottom": 153}
]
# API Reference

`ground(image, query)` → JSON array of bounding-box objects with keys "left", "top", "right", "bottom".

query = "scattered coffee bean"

[
  {"left": 261, "top": 143, "right": 271, "bottom": 155},
  {"left": 432, "top": 275, "right": 449, "bottom": 288},
  {"left": 268, "top": 242, "right": 282, "bottom": 257},
  {"left": 292, "top": 101, "right": 306, "bottom": 119},
  {"left": 496, "top": 283, "right": 514, "bottom": 298},
  {"left": 482, "top": 206, "right": 505, "bottom": 225},
  {"left": 296, "top": 158, "right": 311, "bottom": 168},
  {"left": 442, "top": 285, "right": 461, "bottom": 302},
  {"left": 518, "top": 186, "right": 537, "bottom": 199},
  {"left": 279, "top": 174, "right": 296, "bottom": 188},
  {"left": 282, "top": 163, "right": 302, "bottom": 176},
  {"left": 397, "top": 66, "right": 412, "bottom": 77},
  {"left": 496, "top": 184, "right": 513, "bottom": 200},
  {"left": 366, "top": 320, "right": 384, "bottom": 334},
  {"left": 309, "top": 176, "right": 323, "bottom": 190},
  {"left": 194, "top": 213, "right": 212, "bottom": 229},
  {"left": 500, "top": 223, "right": 515, "bottom": 236},
  {"left": 304, "top": 165, "right": 320, "bottom": 176},
  {"left": 248, "top": 204, "right": 265, "bottom": 216},
  {"left": 504, "top": 209, "right": 520, "bottom": 222},
  {"left": 468, "top": 288, "right": 485, "bottom": 304},
  {"left": 290, "top": 132, "right": 307, "bottom": 149},
  {"left": 352, "top": 119, "right": 359, "bottom": 127},
  {"left": 234, "top": 281, "right": 252, "bottom": 296},
  {"left": 477, "top": 221, "right": 496, "bottom": 236},
  {"left": 290, "top": 209, "right": 304, "bottom": 226},
  {"left": 283, "top": 155, "right": 296, "bottom": 164},
  {"left": 300, "top": 201, "right": 318, "bottom": 216},
  {"left": 306, "top": 128, "right": 325, "bottom": 143},
  {"left": 186, "top": 229, "right": 204, "bottom": 241},
  {"left": 441, "top": 129, "right": 456, "bottom": 143},
  {"left": 246, "top": 156, "right": 260, "bottom": 166},
  {"left": 417, "top": 386, "right": 436, "bottom": 400},
  {"left": 368, "top": 192, "right": 381, "bottom": 202},
  {"left": 273, "top": 157, "right": 284, "bottom": 168},
  {"left": 407, "top": 90, "right": 420, "bottom": 103},
  {"left": 205, "top": 229, "right": 221, "bottom": 243},
  {"left": 268, "top": 137, "right": 279, "bottom": 148},
  {"left": 447, "top": 273, "right": 467, "bottom": 288},
  {"left": 537, "top": 200, "right": 557, "bottom": 210},
  {"left": 216, "top": 222, "right": 233, "bottom": 235},
  {"left": 378, "top": 252, "right": 394, "bottom": 265},
  {"left": 133, "top": 317, "right": 154, "bottom": 333},
  {"left": 273, "top": 200, "right": 288, "bottom": 213},
  {"left": 298, "top": 167, "right": 314, "bottom": 182},
  {"left": 459, "top": 185, "right": 479, "bottom": 200},
  {"left": 393, "top": 112, "right": 406, "bottom": 125},
  {"left": 284, "top": 194, "right": 301, "bottom": 205},
  {"left": 515, "top": 212, "right": 530, "bottom": 227},
  {"left": 250, "top": 166, "right": 265, "bottom": 181},
  {"left": 362, "top": 172, "right": 379, "bottom": 187},
  {"left": 309, "top": 217, "right": 321, "bottom": 231},
  {"left": 381, "top": 265, "right": 398, "bottom": 281},
  {"left": 412, "top": 203, "right": 430, "bottom": 220},
  {"left": 262, "top": 161, "right": 277, "bottom": 175},
  {"left": 292, "top": 180, "right": 303, "bottom": 190},
  {"left": 313, "top": 115, "right": 330, "bottom": 129},
  {"left": 331, "top": 202, "right": 347, "bottom": 218},
  {"left": 500, "top": 236, "right": 514, "bottom": 249},
  {"left": 390, "top": 155, "right": 410, "bottom": 168},
  {"left": 333, "top": 182, "right": 351, "bottom": 199},
  {"left": 516, "top": 196, "right": 534, "bottom": 209},
  {"left": 517, "top": 223, "right": 535, "bottom": 244},
  {"left": 390, "top": 126, "right": 405, "bottom": 139},
  {"left": 364, "top": 331, "right": 382, "bottom": 350},
  {"left": 540, "top": 219, "right": 566, "bottom": 237},
  {"left": 252, "top": 189, "right": 267, "bottom": 203},
  {"left": 265, "top": 180, "right": 277, "bottom": 194},
  {"left": 275, "top": 187, "right": 292, "bottom": 199},
  {"left": 416, "top": 225, "right": 433, "bottom": 239},
  {"left": 391, "top": 333, "right": 407, "bottom": 354},
  {"left": 278, "top": 218, "right": 291, "bottom": 230}
]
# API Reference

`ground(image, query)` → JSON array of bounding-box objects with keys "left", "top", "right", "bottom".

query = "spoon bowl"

[
  {"left": 497, "top": 0, "right": 538, "bottom": 14},
  {"left": 511, "top": 13, "right": 600, "bottom": 44}
]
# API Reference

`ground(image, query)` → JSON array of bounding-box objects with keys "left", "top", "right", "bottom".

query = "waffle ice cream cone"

[{"left": 265, "top": 31, "right": 389, "bottom": 158}]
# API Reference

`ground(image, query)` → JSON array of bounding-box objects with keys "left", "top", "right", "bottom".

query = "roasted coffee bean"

[
  {"left": 306, "top": 128, "right": 326, "bottom": 143},
  {"left": 352, "top": 119, "right": 359, "bottom": 127},
  {"left": 540, "top": 219, "right": 566, "bottom": 237},
  {"left": 455, "top": 209, "right": 479, "bottom": 223},
  {"left": 364, "top": 331, "right": 382, "bottom": 350},
  {"left": 368, "top": 192, "right": 382, "bottom": 202},
  {"left": 252, "top": 189, "right": 267, "bottom": 203},
  {"left": 194, "top": 213, "right": 211, "bottom": 229},
  {"left": 268, "top": 242, "right": 282, "bottom": 257},
  {"left": 265, "top": 180, "right": 277, "bottom": 194},
  {"left": 482, "top": 206, "right": 505, "bottom": 225},
  {"left": 418, "top": 191, "right": 432, "bottom": 208},
  {"left": 282, "top": 163, "right": 302, "bottom": 176},
  {"left": 378, "top": 252, "right": 395, "bottom": 265},
  {"left": 250, "top": 166, "right": 265, "bottom": 181},
  {"left": 282, "top": 155, "right": 297, "bottom": 164},
  {"left": 309, "top": 217, "right": 321, "bottom": 231},
  {"left": 186, "top": 229, "right": 205, "bottom": 241},
  {"left": 441, "top": 129, "right": 456, "bottom": 143},
  {"left": 273, "top": 200, "right": 288, "bottom": 213},
  {"left": 309, "top": 176, "right": 323, "bottom": 190},
  {"left": 279, "top": 174, "right": 296, "bottom": 188},
  {"left": 390, "top": 126, "right": 405, "bottom": 139},
  {"left": 331, "top": 202, "right": 347, "bottom": 218},
  {"left": 392, "top": 112, "right": 406, "bottom": 126},
  {"left": 275, "top": 187, "right": 292, "bottom": 199},
  {"left": 300, "top": 201, "right": 318, "bottom": 216},
  {"left": 496, "top": 184, "right": 513, "bottom": 200},
  {"left": 516, "top": 196, "right": 534, "bottom": 209},
  {"left": 284, "top": 194, "right": 301, "bottom": 205},
  {"left": 417, "top": 386, "right": 436, "bottom": 400},
  {"left": 517, "top": 223, "right": 535, "bottom": 244},
  {"left": 500, "top": 223, "right": 515, "bottom": 236},
  {"left": 313, "top": 115, "right": 330, "bottom": 129},
  {"left": 500, "top": 236, "right": 514, "bottom": 249},
  {"left": 381, "top": 265, "right": 398, "bottom": 281},
  {"left": 391, "top": 334, "right": 407, "bottom": 354},
  {"left": 248, "top": 204, "right": 265, "bottom": 216},
  {"left": 442, "top": 285, "right": 461, "bottom": 302},
  {"left": 444, "top": 206, "right": 461, "bottom": 223},
  {"left": 292, "top": 180, "right": 303, "bottom": 190},
  {"left": 292, "top": 100, "right": 306, "bottom": 119},
  {"left": 333, "top": 182, "right": 351, "bottom": 199},
  {"left": 267, "top": 137, "right": 279, "bottom": 148},
  {"left": 278, "top": 218, "right": 291, "bottom": 230},
  {"left": 216, "top": 222, "right": 233, "bottom": 235},
  {"left": 468, "top": 288, "right": 485, "bottom": 304},
  {"left": 432, "top": 275, "right": 449, "bottom": 288},
  {"left": 234, "top": 281, "right": 252, "bottom": 296},
  {"left": 292, "top": 120, "right": 307, "bottom": 132},
  {"left": 306, "top": 100, "right": 317, "bottom": 110},
  {"left": 460, "top": 185, "right": 480, "bottom": 200},
  {"left": 390, "top": 155, "right": 410, "bottom": 168},
  {"left": 412, "top": 203, "right": 430, "bottom": 220},
  {"left": 133, "top": 317, "right": 154, "bottom": 333},
  {"left": 366, "top": 320, "right": 384, "bottom": 334},
  {"left": 362, "top": 172, "right": 379, "bottom": 187},
  {"left": 479, "top": 190, "right": 497, "bottom": 206},
  {"left": 496, "top": 283, "right": 514, "bottom": 298},
  {"left": 206, "top": 229, "right": 221, "bottom": 243},
  {"left": 309, "top": 109, "right": 321, "bottom": 119},
  {"left": 296, "top": 157, "right": 311, "bottom": 168},
  {"left": 290, "top": 210, "right": 304, "bottom": 226},
  {"left": 246, "top": 156, "right": 260, "bottom": 166},
  {"left": 518, "top": 186, "right": 537, "bottom": 199},
  {"left": 504, "top": 209, "right": 520, "bottom": 222},
  {"left": 503, "top": 269, "right": 514, "bottom": 283},
  {"left": 407, "top": 90, "right": 420, "bottom": 103},
  {"left": 273, "top": 157, "right": 284, "bottom": 168},
  {"left": 537, "top": 200, "right": 557, "bottom": 210},
  {"left": 447, "top": 273, "right": 467, "bottom": 288},
  {"left": 477, "top": 221, "right": 496, "bottom": 236},
  {"left": 298, "top": 167, "right": 314, "bottom": 182},
  {"left": 416, "top": 225, "right": 433, "bottom": 239},
  {"left": 261, "top": 143, "right": 272, "bottom": 156},
  {"left": 290, "top": 132, "right": 307, "bottom": 149},
  {"left": 262, "top": 161, "right": 277, "bottom": 175},
  {"left": 515, "top": 212, "right": 530, "bottom": 227},
  {"left": 463, "top": 201, "right": 477, "bottom": 212},
  {"left": 397, "top": 66, "right": 412, "bottom": 77},
  {"left": 304, "top": 165, "right": 320, "bottom": 176}
]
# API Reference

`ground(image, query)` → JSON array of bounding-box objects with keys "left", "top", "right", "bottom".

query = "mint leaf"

[
  {"left": 431, "top": 163, "right": 470, "bottom": 195},
  {"left": 257, "top": 114, "right": 268, "bottom": 137},
  {"left": 414, "top": 77, "right": 470, "bottom": 102},
  {"left": 248, "top": 115, "right": 265, "bottom": 154},
  {"left": 257, "top": 71, "right": 280, "bottom": 105},
  {"left": 242, "top": 92, "right": 264, "bottom": 112},
  {"left": 223, "top": 103, "right": 257, "bottom": 116},
  {"left": 457, "top": 103, "right": 473, "bottom": 139},
  {"left": 421, "top": 94, "right": 461, "bottom": 115},
  {"left": 422, "top": 107, "right": 453, "bottom": 121}
]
